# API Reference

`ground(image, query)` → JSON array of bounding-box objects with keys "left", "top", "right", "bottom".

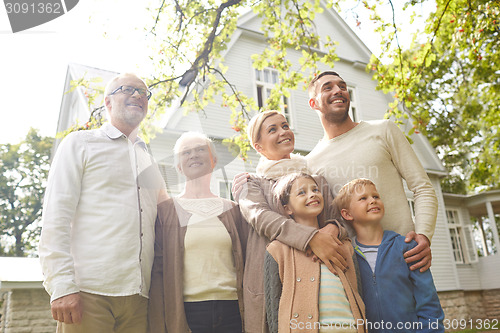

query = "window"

[
  {"left": 219, "top": 180, "right": 233, "bottom": 201},
  {"left": 446, "top": 209, "right": 478, "bottom": 264},
  {"left": 348, "top": 87, "right": 358, "bottom": 122},
  {"left": 255, "top": 68, "right": 293, "bottom": 126}
]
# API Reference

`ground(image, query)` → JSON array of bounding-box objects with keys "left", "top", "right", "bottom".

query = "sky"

[
  {"left": 0, "top": 0, "right": 430, "bottom": 145},
  {"left": 0, "top": 0, "right": 155, "bottom": 144}
]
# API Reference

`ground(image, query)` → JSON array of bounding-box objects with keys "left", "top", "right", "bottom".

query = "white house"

[{"left": 6, "top": 2, "right": 497, "bottom": 329}]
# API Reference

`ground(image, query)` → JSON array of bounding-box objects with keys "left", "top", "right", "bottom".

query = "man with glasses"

[{"left": 39, "top": 73, "right": 166, "bottom": 333}]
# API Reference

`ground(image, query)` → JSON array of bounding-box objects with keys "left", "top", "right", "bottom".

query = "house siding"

[
  {"left": 429, "top": 176, "right": 461, "bottom": 291},
  {"left": 456, "top": 265, "right": 482, "bottom": 290},
  {"left": 39, "top": 3, "right": 500, "bottom": 331},
  {"left": 161, "top": 6, "right": 463, "bottom": 295},
  {"left": 478, "top": 255, "right": 500, "bottom": 290}
]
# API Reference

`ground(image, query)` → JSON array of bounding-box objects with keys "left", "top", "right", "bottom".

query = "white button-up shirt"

[{"left": 39, "top": 123, "right": 164, "bottom": 302}]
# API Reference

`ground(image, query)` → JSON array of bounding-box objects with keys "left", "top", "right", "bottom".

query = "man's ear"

[
  {"left": 341, "top": 208, "right": 353, "bottom": 221},
  {"left": 284, "top": 204, "right": 293, "bottom": 216},
  {"left": 105, "top": 96, "right": 112, "bottom": 112},
  {"left": 308, "top": 97, "right": 317, "bottom": 110}
]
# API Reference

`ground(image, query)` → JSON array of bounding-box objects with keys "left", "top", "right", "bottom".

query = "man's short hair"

[
  {"left": 307, "top": 71, "right": 342, "bottom": 99},
  {"left": 104, "top": 73, "right": 146, "bottom": 97},
  {"left": 333, "top": 178, "right": 377, "bottom": 212},
  {"left": 273, "top": 172, "right": 317, "bottom": 207}
]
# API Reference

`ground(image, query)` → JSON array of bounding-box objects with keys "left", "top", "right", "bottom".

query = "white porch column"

[{"left": 486, "top": 200, "right": 500, "bottom": 255}]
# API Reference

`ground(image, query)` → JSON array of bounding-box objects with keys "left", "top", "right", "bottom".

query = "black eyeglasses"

[{"left": 109, "top": 85, "right": 152, "bottom": 100}]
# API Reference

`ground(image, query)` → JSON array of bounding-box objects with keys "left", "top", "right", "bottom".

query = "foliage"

[
  {"left": 68, "top": 0, "right": 498, "bottom": 194},
  {"left": 0, "top": 129, "right": 53, "bottom": 256},
  {"left": 143, "top": 0, "right": 345, "bottom": 159},
  {"left": 368, "top": 0, "right": 499, "bottom": 193}
]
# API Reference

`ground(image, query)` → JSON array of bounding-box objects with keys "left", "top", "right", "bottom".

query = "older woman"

[
  {"left": 235, "top": 110, "right": 351, "bottom": 333},
  {"left": 149, "top": 132, "right": 248, "bottom": 333}
]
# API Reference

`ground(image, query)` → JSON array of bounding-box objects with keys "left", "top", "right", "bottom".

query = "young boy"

[
  {"left": 334, "top": 178, "right": 444, "bottom": 333},
  {"left": 265, "top": 173, "right": 367, "bottom": 333}
]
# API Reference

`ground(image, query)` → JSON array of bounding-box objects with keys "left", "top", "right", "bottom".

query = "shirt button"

[
  {"left": 296, "top": 277, "right": 301, "bottom": 282},
  {"left": 293, "top": 313, "right": 299, "bottom": 318},
  {"left": 310, "top": 277, "right": 315, "bottom": 282},
  {"left": 308, "top": 314, "right": 313, "bottom": 319}
]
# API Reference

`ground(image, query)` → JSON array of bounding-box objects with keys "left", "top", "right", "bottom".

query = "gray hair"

[{"left": 173, "top": 131, "right": 218, "bottom": 168}]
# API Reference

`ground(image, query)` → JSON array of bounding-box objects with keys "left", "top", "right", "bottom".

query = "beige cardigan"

[
  {"left": 148, "top": 198, "right": 248, "bottom": 332},
  {"left": 266, "top": 240, "right": 367, "bottom": 333}
]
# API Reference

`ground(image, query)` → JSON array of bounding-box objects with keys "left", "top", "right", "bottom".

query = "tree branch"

[{"left": 209, "top": 66, "right": 251, "bottom": 120}]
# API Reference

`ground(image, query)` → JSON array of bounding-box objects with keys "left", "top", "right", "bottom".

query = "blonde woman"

[{"left": 234, "top": 111, "right": 348, "bottom": 332}]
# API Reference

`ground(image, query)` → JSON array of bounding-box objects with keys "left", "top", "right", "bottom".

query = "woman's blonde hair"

[{"left": 247, "top": 110, "right": 283, "bottom": 149}]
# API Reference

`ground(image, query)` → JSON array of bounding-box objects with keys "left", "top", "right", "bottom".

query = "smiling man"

[
  {"left": 306, "top": 71, "right": 438, "bottom": 273},
  {"left": 39, "top": 73, "right": 166, "bottom": 333}
]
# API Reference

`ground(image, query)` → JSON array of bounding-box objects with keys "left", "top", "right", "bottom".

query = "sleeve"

[
  {"left": 148, "top": 210, "right": 167, "bottom": 333},
  {"left": 264, "top": 250, "right": 282, "bottom": 333},
  {"left": 239, "top": 176, "right": 318, "bottom": 252},
  {"left": 384, "top": 120, "right": 438, "bottom": 241},
  {"left": 406, "top": 242, "right": 445, "bottom": 333},
  {"left": 38, "top": 132, "right": 85, "bottom": 302}
]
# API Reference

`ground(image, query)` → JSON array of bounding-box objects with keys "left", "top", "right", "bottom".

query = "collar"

[
  {"left": 255, "top": 153, "right": 309, "bottom": 180},
  {"left": 102, "top": 123, "right": 147, "bottom": 150}
]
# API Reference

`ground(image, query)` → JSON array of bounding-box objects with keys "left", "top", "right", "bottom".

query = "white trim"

[
  {"left": 462, "top": 225, "right": 479, "bottom": 263},
  {"left": 0, "top": 281, "right": 44, "bottom": 291},
  {"left": 348, "top": 86, "right": 358, "bottom": 122}
]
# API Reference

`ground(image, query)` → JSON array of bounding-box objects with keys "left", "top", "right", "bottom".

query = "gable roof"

[
  {"left": 160, "top": 5, "right": 445, "bottom": 174},
  {"left": 53, "top": 63, "right": 118, "bottom": 153},
  {"left": 57, "top": 63, "right": 117, "bottom": 134},
  {"left": 162, "top": 2, "right": 374, "bottom": 131},
  {"left": 236, "top": 1, "right": 373, "bottom": 64}
]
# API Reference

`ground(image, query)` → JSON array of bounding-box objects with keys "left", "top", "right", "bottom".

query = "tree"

[
  {"left": 369, "top": 0, "right": 499, "bottom": 193},
  {"left": 0, "top": 129, "right": 53, "bottom": 256},
  {"left": 78, "top": 0, "right": 498, "bottom": 193}
]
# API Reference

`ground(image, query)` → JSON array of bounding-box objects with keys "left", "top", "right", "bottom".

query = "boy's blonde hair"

[
  {"left": 273, "top": 172, "right": 317, "bottom": 206},
  {"left": 334, "top": 178, "right": 377, "bottom": 212}
]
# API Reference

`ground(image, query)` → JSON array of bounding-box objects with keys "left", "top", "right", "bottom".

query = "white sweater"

[{"left": 307, "top": 120, "right": 438, "bottom": 241}]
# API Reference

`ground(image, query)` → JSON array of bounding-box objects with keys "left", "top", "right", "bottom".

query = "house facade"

[{"left": 21, "top": 1, "right": 498, "bottom": 330}]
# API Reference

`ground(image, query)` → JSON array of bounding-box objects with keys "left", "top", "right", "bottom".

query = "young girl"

[{"left": 264, "top": 173, "right": 366, "bottom": 333}]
